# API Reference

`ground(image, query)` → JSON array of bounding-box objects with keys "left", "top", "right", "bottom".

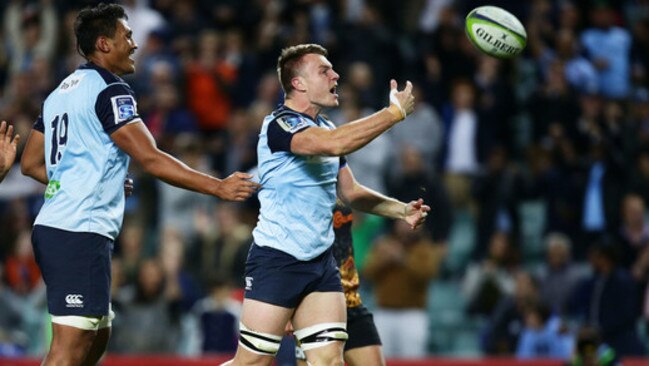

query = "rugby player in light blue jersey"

[
  {"left": 20, "top": 3, "right": 259, "bottom": 365},
  {"left": 224, "top": 44, "right": 430, "bottom": 366}
]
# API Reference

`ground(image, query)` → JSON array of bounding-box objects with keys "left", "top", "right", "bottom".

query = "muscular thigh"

[
  {"left": 239, "top": 298, "right": 293, "bottom": 335},
  {"left": 293, "top": 291, "right": 346, "bottom": 329}
]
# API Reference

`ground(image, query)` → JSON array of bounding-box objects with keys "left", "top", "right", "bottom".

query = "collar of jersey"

[
  {"left": 275, "top": 105, "right": 324, "bottom": 125},
  {"left": 78, "top": 62, "right": 125, "bottom": 82}
]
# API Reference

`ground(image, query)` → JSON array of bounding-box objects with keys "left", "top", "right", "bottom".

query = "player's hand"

[
  {"left": 0, "top": 121, "right": 20, "bottom": 181},
  {"left": 124, "top": 176, "right": 134, "bottom": 198},
  {"left": 403, "top": 198, "right": 430, "bottom": 230},
  {"left": 217, "top": 171, "right": 261, "bottom": 201},
  {"left": 387, "top": 79, "right": 415, "bottom": 121}
]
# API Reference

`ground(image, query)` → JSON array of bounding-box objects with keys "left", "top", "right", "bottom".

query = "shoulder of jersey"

[{"left": 274, "top": 112, "right": 309, "bottom": 132}]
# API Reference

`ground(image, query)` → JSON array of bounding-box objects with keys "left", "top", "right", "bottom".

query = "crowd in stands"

[{"left": 0, "top": 0, "right": 648, "bottom": 361}]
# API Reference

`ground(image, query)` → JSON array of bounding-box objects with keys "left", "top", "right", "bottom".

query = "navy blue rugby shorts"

[
  {"left": 243, "top": 243, "right": 343, "bottom": 308},
  {"left": 32, "top": 225, "right": 113, "bottom": 316}
]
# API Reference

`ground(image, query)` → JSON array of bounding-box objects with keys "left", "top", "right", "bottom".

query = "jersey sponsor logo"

[
  {"left": 111, "top": 95, "right": 137, "bottom": 124},
  {"left": 58, "top": 74, "right": 85, "bottom": 93},
  {"left": 65, "top": 294, "right": 84, "bottom": 308},
  {"left": 44, "top": 180, "right": 61, "bottom": 199},
  {"left": 276, "top": 115, "right": 308, "bottom": 133},
  {"left": 245, "top": 276, "right": 253, "bottom": 291}
]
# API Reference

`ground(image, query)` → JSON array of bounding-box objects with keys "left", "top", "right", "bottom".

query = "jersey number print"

[{"left": 50, "top": 113, "right": 69, "bottom": 165}]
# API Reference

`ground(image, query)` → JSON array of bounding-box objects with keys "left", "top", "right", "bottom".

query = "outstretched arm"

[
  {"left": 337, "top": 165, "right": 429, "bottom": 229},
  {"left": 290, "top": 80, "right": 415, "bottom": 156},
  {"left": 111, "top": 121, "right": 259, "bottom": 201}
]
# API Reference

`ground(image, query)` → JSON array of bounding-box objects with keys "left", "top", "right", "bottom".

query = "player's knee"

[
  {"left": 305, "top": 348, "right": 345, "bottom": 366},
  {"left": 295, "top": 322, "right": 347, "bottom": 366}
]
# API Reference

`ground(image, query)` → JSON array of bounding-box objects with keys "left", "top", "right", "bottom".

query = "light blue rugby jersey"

[
  {"left": 33, "top": 63, "right": 141, "bottom": 240},
  {"left": 252, "top": 106, "right": 346, "bottom": 260}
]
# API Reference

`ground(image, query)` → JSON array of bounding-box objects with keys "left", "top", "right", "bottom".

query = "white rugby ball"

[{"left": 465, "top": 6, "right": 527, "bottom": 58}]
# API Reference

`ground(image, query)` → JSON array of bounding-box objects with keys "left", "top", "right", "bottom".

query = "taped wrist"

[{"left": 388, "top": 89, "right": 406, "bottom": 120}]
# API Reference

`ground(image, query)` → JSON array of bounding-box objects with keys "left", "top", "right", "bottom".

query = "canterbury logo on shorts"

[{"left": 65, "top": 294, "right": 84, "bottom": 308}]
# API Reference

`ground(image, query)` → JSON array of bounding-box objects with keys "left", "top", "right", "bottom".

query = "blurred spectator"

[
  {"left": 189, "top": 202, "right": 251, "bottom": 290},
  {"left": 3, "top": 0, "right": 58, "bottom": 75},
  {"left": 159, "top": 228, "right": 202, "bottom": 312},
  {"left": 482, "top": 270, "right": 540, "bottom": 355},
  {"left": 472, "top": 146, "right": 524, "bottom": 261},
  {"left": 222, "top": 108, "right": 258, "bottom": 175},
  {"left": 185, "top": 30, "right": 237, "bottom": 133},
  {"left": 386, "top": 146, "right": 453, "bottom": 243},
  {"left": 578, "top": 141, "right": 626, "bottom": 259},
  {"left": 0, "top": 263, "right": 29, "bottom": 356},
  {"left": 143, "top": 69, "right": 198, "bottom": 148},
  {"left": 440, "top": 79, "right": 485, "bottom": 211},
  {"left": 464, "top": 231, "right": 517, "bottom": 317},
  {"left": 187, "top": 275, "right": 241, "bottom": 354},
  {"left": 571, "top": 239, "right": 645, "bottom": 357},
  {"left": 535, "top": 29, "right": 598, "bottom": 95},
  {"left": 581, "top": 4, "right": 631, "bottom": 99},
  {"left": 337, "top": 102, "right": 390, "bottom": 193},
  {"left": 528, "top": 61, "right": 580, "bottom": 145},
  {"left": 388, "top": 84, "right": 443, "bottom": 170},
  {"left": 536, "top": 232, "right": 587, "bottom": 315},
  {"left": 515, "top": 300, "right": 573, "bottom": 360},
  {"left": 617, "top": 193, "right": 649, "bottom": 269},
  {"left": 113, "top": 258, "right": 182, "bottom": 353},
  {"left": 627, "top": 149, "right": 649, "bottom": 206},
  {"left": 363, "top": 220, "right": 445, "bottom": 358},
  {"left": 3, "top": 229, "right": 41, "bottom": 295},
  {"left": 115, "top": 222, "right": 146, "bottom": 286},
  {"left": 158, "top": 134, "right": 216, "bottom": 240},
  {"left": 474, "top": 55, "right": 516, "bottom": 152},
  {"left": 119, "top": 0, "right": 166, "bottom": 61},
  {"left": 566, "top": 326, "right": 621, "bottom": 366}
]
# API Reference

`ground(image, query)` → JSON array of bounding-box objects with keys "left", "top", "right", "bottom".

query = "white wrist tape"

[{"left": 389, "top": 89, "right": 406, "bottom": 119}]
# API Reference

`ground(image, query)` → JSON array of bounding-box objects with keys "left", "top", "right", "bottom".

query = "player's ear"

[
  {"left": 96, "top": 36, "right": 111, "bottom": 54},
  {"left": 291, "top": 76, "right": 306, "bottom": 93}
]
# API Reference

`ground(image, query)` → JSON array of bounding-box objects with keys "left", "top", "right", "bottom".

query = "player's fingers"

[
  {"left": 422, "top": 204, "right": 431, "bottom": 212},
  {"left": 6, "top": 125, "right": 14, "bottom": 142},
  {"left": 0, "top": 121, "right": 6, "bottom": 135},
  {"left": 12, "top": 134, "right": 20, "bottom": 146},
  {"left": 405, "top": 81, "right": 413, "bottom": 94},
  {"left": 390, "top": 79, "right": 397, "bottom": 91},
  {"left": 234, "top": 171, "right": 254, "bottom": 179}
]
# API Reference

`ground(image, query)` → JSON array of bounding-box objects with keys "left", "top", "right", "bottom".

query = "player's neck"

[
  {"left": 86, "top": 56, "right": 121, "bottom": 76},
  {"left": 284, "top": 98, "right": 320, "bottom": 119}
]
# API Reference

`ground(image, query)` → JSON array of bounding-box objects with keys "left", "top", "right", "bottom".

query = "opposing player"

[
  {"left": 224, "top": 44, "right": 428, "bottom": 366},
  {"left": 0, "top": 121, "right": 20, "bottom": 183},
  {"left": 20, "top": 4, "right": 259, "bottom": 365}
]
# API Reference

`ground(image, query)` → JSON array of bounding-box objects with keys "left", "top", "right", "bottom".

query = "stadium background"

[{"left": 0, "top": 0, "right": 648, "bottom": 364}]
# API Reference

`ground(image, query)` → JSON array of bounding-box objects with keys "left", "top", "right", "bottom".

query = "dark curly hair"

[{"left": 74, "top": 3, "right": 128, "bottom": 58}]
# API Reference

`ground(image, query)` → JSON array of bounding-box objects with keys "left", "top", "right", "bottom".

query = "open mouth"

[{"left": 330, "top": 86, "right": 337, "bottom": 96}]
